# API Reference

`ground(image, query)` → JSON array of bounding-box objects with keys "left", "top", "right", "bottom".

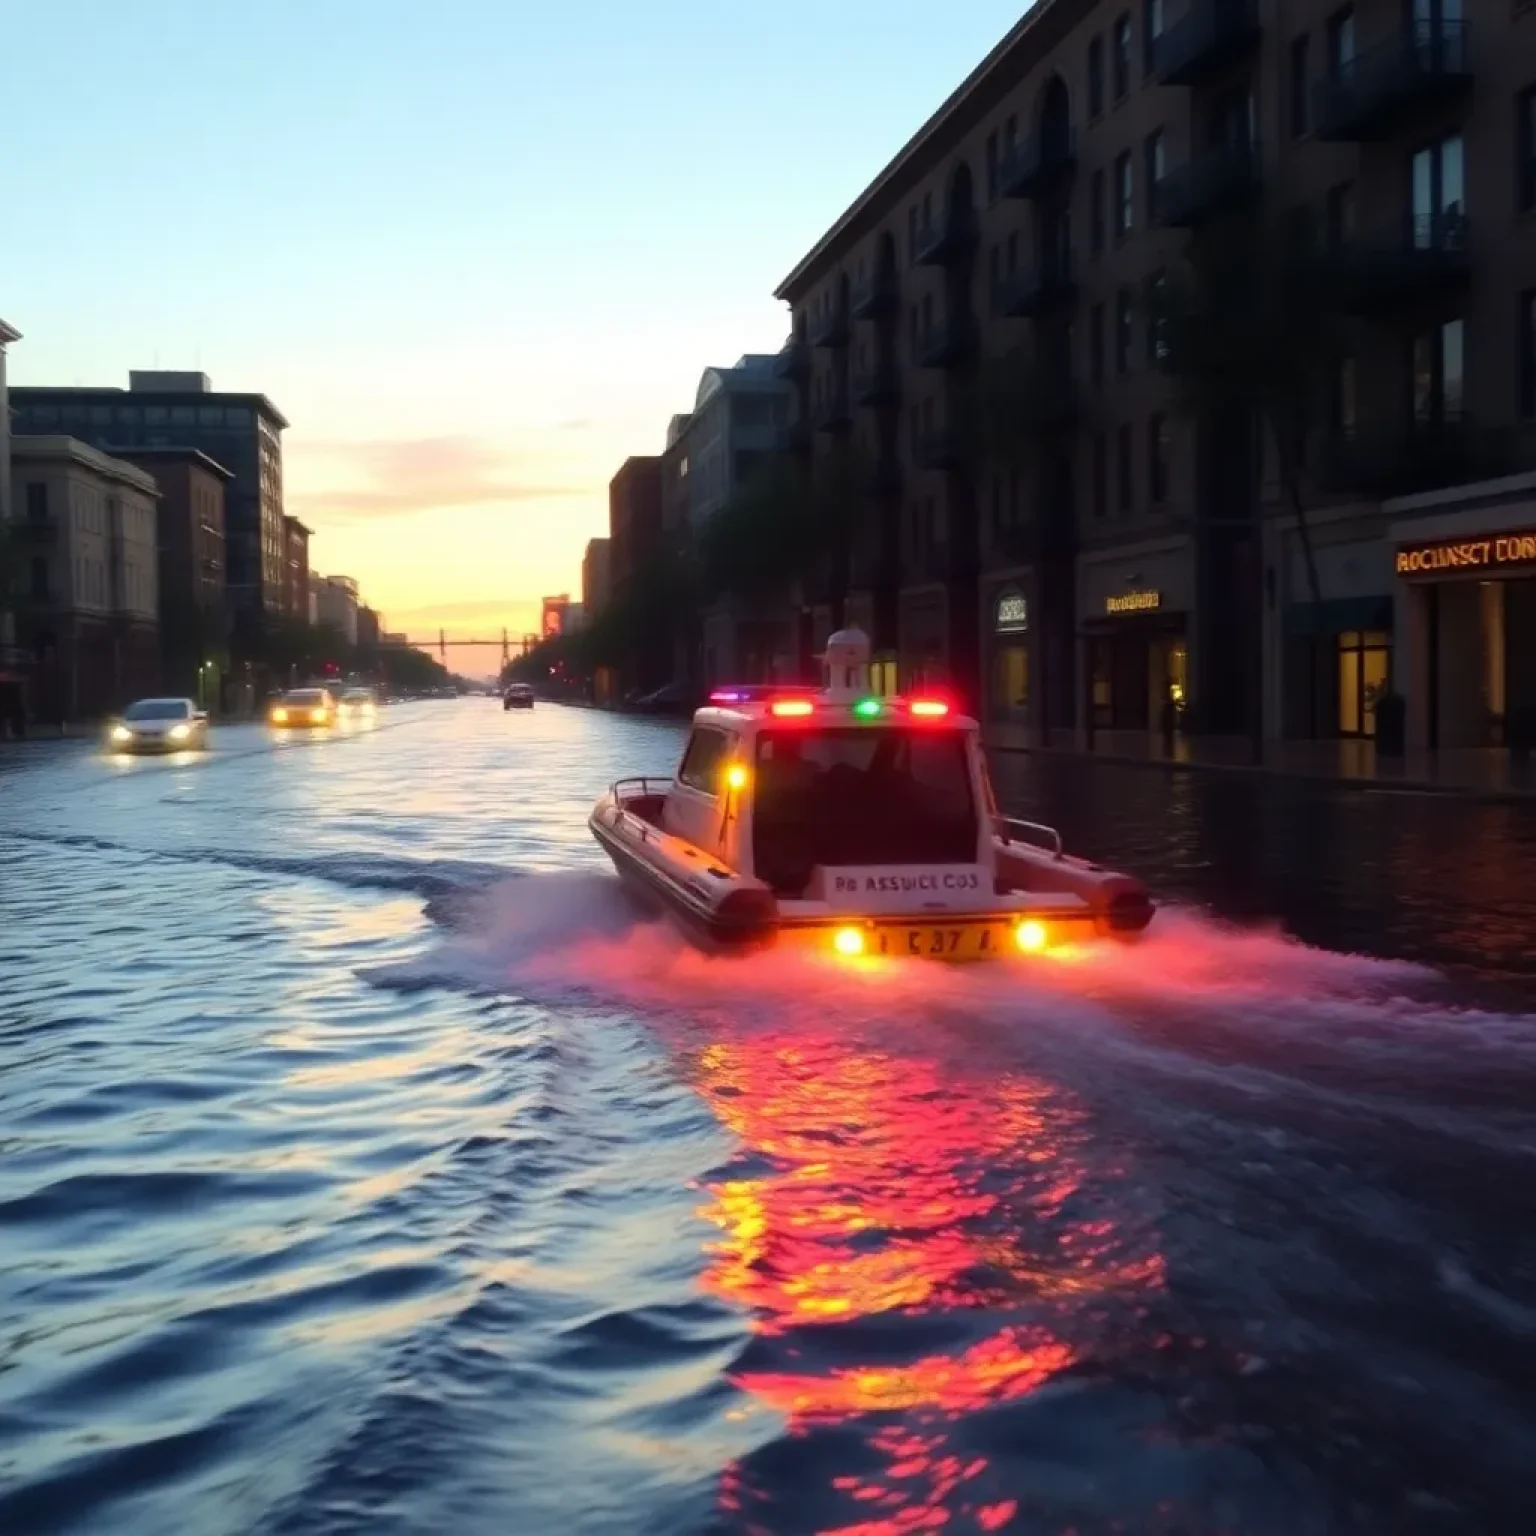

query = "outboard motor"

[{"left": 821, "top": 627, "right": 872, "bottom": 702}]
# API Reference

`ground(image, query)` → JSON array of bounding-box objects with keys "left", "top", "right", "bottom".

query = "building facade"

[
  {"left": 283, "top": 516, "right": 312, "bottom": 623},
  {"left": 316, "top": 574, "right": 360, "bottom": 645},
  {"left": 356, "top": 604, "right": 381, "bottom": 651},
  {"left": 607, "top": 457, "right": 671, "bottom": 692},
  {"left": 8, "top": 436, "right": 161, "bottom": 719},
  {"left": 110, "top": 447, "right": 232, "bottom": 700},
  {"left": 0, "top": 318, "right": 24, "bottom": 725},
  {"left": 770, "top": 0, "right": 1536, "bottom": 744},
  {"left": 582, "top": 536, "right": 611, "bottom": 618},
  {"left": 10, "top": 372, "right": 290, "bottom": 632}
]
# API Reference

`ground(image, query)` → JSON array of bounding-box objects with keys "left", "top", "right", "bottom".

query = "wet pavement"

[{"left": 2, "top": 699, "right": 1534, "bottom": 1535}]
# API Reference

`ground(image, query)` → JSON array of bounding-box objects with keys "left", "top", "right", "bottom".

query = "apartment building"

[
  {"left": 582, "top": 536, "right": 611, "bottom": 618},
  {"left": 773, "top": 0, "right": 1536, "bottom": 748},
  {"left": 10, "top": 372, "right": 290, "bottom": 633},
  {"left": 316, "top": 574, "right": 360, "bottom": 645},
  {"left": 283, "top": 516, "right": 313, "bottom": 623},
  {"left": 109, "top": 446, "right": 232, "bottom": 697},
  {"left": 8, "top": 436, "right": 161, "bottom": 718}
]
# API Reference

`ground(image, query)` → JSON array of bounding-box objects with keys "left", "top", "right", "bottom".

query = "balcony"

[
  {"left": 1154, "top": 0, "right": 1261, "bottom": 89},
  {"left": 774, "top": 420, "right": 812, "bottom": 455},
  {"left": 1313, "top": 21, "right": 1472, "bottom": 143},
  {"left": 1320, "top": 417, "right": 1514, "bottom": 499},
  {"left": 1322, "top": 212, "right": 1472, "bottom": 314},
  {"left": 914, "top": 427, "right": 970, "bottom": 473},
  {"left": 809, "top": 302, "right": 851, "bottom": 349},
  {"left": 773, "top": 334, "right": 809, "bottom": 379},
  {"left": 8, "top": 518, "right": 58, "bottom": 544},
  {"left": 913, "top": 314, "right": 979, "bottom": 370},
  {"left": 851, "top": 269, "right": 899, "bottom": 320},
  {"left": 992, "top": 252, "right": 1076, "bottom": 319},
  {"left": 1154, "top": 139, "right": 1262, "bottom": 228},
  {"left": 914, "top": 206, "right": 978, "bottom": 267},
  {"left": 998, "top": 128, "right": 1076, "bottom": 200},
  {"left": 812, "top": 386, "right": 853, "bottom": 432},
  {"left": 851, "top": 362, "right": 901, "bottom": 406}
]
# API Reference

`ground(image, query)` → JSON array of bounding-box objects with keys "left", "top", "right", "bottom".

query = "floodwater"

[{"left": 2, "top": 700, "right": 1534, "bottom": 1535}]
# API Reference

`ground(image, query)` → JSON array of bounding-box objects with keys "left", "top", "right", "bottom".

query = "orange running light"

[
  {"left": 909, "top": 699, "right": 950, "bottom": 718},
  {"left": 1015, "top": 919, "right": 1048, "bottom": 953},
  {"left": 832, "top": 926, "right": 866, "bottom": 957},
  {"left": 770, "top": 699, "right": 815, "bottom": 717}
]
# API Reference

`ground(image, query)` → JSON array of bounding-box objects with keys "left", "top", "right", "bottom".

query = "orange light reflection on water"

[{"left": 691, "top": 1032, "right": 1166, "bottom": 1533}]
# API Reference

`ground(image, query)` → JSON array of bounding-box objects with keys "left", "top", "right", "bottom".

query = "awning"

[{"left": 1283, "top": 595, "right": 1393, "bottom": 638}]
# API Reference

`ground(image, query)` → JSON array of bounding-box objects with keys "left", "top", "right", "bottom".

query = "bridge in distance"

[{"left": 379, "top": 630, "right": 540, "bottom": 667}]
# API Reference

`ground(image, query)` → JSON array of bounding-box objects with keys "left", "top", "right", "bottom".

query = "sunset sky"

[{"left": 8, "top": 0, "right": 1031, "bottom": 675}]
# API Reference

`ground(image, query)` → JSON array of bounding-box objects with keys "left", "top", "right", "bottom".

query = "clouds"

[{"left": 284, "top": 434, "right": 590, "bottom": 523}]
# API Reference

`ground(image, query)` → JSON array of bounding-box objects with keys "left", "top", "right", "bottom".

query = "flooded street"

[{"left": 3, "top": 699, "right": 1535, "bottom": 1535}]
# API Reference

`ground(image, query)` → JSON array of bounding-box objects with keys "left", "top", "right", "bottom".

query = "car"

[
  {"left": 269, "top": 687, "right": 337, "bottom": 729},
  {"left": 337, "top": 686, "right": 379, "bottom": 718},
  {"left": 631, "top": 681, "right": 696, "bottom": 716},
  {"left": 503, "top": 683, "right": 535, "bottom": 710},
  {"left": 107, "top": 697, "right": 209, "bottom": 753}
]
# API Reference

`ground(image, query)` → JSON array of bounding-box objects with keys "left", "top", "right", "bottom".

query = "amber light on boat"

[
  {"left": 909, "top": 699, "right": 950, "bottom": 718},
  {"left": 770, "top": 699, "right": 815, "bottom": 718},
  {"left": 832, "top": 926, "right": 866, "bottom": 957},
  {"left": 1015, "top": 919, "right": 1048, "bottom": 953},
  {"left": 724, "top": 763, "right": 749, "bottom": 791}
]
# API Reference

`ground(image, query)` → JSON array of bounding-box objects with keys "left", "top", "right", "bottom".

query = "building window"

[
  {"left": 1143, "top": 130, "right": 1164, "bottom": 221},
  {"left": 25, "top": 482, "right": 48, "bottom": 521},
  {"left": 1147, "top": 271, "right": 1168, "bottom": 365},
  {"left": 1290, "top": 35, "right": 1310, "bottom": 137},
  {"left": 1092, "top": 433, "right": 1108, "bottom": 518},
  {"left": 1115, "top": 288, "right": 1133, "bottom": 373},
  {"left": 1116, "top": 423, "right": 1134, "bottom": 514},
  {"left": 907, "top": 205, "right": 918, "bottom": 264},
  {"left": 30, "top": 556, "right": 48, "bottom": 599},
  {"left": 1114, "top": 152, "right": 1133, "bottom": 237},
  {"left": 1411, "top": 318, "right": 1465, "bottom": 425},
  {"left": 1148, "top": 414, "right": 1170, "bottom": 503},
  {"left": 1113, "top": 14, "right": 1132, "bottom": 100},
  {"left": 1521, "top": 290, "right": 1536, "bottom": 420},
  {"left": 1090, "top": 303, "right": 1106, "bottom": 386},
  {"left": 1143, "top": 0, "right": 1163, "bottom": 79},
  {"left": 1327, "top": 7, "right": 1355, "bottom": 76},
  {"left": 1326, "top": 182, "right": 1356, "bottom": 249},
  {"left": 986, "top": 130, "right": 1000, "bottom": 202},
  {"left": 1091, "top": 169, "right": 1106, "bottom": 253},
  {"left": 1520, "top": 86, "right": 1536, "bottom": 212},
  {"left": 1337, "top": 630, "right": 1391, "bottom": 738},
  {"left": 1410, "top": 132, "right": 1465, "bottom": 246},
  {"left": 1088, "top": 36, "right": 1105, "bottom": 117}
]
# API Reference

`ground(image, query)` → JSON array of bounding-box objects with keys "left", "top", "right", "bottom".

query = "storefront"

[
  {"left": 1078, "top": 543, "right": 1193, "bottom": 742},
  {"left": 1391, "top": 498, "right": 1536, "bottom": 750},
  {"left": 984, "top": 583, "right": 1030, "bottom": 723}
]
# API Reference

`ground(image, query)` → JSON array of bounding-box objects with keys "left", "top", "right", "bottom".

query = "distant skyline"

[{"left": 7, "top": 0, "right": 1034, "bottom": 671}]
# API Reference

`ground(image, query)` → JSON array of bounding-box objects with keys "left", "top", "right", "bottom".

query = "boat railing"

[
  {"left": 611, "top": 776, "right": 674, "bottom": 799},
  {"left": 994, "top": 815, "right": 1064, "bottom": 857}
]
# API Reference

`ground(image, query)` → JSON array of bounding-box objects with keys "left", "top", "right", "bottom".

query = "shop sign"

[
  {"left": 1395, "top": 531, "right": 1536, "bottom": 577},
  {"left": 994, "top": 590, "right": 1028, "bottom": 634},
  {"left": 1105, "top": 590, "right": 1162, "bottom": 615}
]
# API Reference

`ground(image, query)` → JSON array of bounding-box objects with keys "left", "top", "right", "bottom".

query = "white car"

[{"left": 108, "top": 697, "right": 210, "bottom": 753}]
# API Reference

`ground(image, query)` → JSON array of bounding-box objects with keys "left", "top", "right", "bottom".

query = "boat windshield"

[{"left": 752, "top": 727, "right": 977, "bottom": 893}]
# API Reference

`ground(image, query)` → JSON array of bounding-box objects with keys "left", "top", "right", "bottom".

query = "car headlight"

[
  {"left": 168, "top": 723, "right": 191, "bottom": 742},
  {"left": 272, "top": 708, "right": 289, "bottom": 723},
  {"left": 311, "top": 709, "right": 328, "bottom": 723},
  {"left": 110, "top": 724, "right": 132, "bottom": 743}
]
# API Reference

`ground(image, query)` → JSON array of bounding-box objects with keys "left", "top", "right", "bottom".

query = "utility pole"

[{"left": 439, "top": 628, "right": 446, "bottom": 665}]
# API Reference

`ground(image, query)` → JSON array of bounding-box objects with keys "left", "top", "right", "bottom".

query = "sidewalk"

[{"left": 984, "top": 725, "right": 1536, "bottom": 802}]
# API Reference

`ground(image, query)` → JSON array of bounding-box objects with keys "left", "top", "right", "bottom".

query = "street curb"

[{"left": 984, "top": 741, "right": 1536, "bottom": 806}]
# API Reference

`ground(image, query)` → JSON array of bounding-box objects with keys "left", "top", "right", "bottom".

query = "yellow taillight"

[
  {"left": 1015, "top": 919, "right": 1048, "bottom": 953},
  {"left": 832, "top": 926, "right": 866, "bottom": 957}
]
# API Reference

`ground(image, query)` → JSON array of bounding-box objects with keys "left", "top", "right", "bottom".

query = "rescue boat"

[{"left": 588, "top": 629, "right": 1155, "bottom": 960}]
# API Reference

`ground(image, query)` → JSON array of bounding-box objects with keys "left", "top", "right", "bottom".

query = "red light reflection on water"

[{"left": 690, "top": 1033, "right": 1166, "bottom": 1533}]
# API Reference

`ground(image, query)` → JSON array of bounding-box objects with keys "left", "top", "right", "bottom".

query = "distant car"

[
  {"left": 269, "top": 687, "right": 336, "bottom": 729},
  {"left": 503, "top": 683, "right": 535, "bottom": 711},
  {"left": 108, "top": 697, "right": 209, "bottom": 753},
  {"left": 337, "top": 686, "right": 379, "bottom": 718},
  {"left": 632, "top": 682, "right": 695, "bottom": 716}
]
